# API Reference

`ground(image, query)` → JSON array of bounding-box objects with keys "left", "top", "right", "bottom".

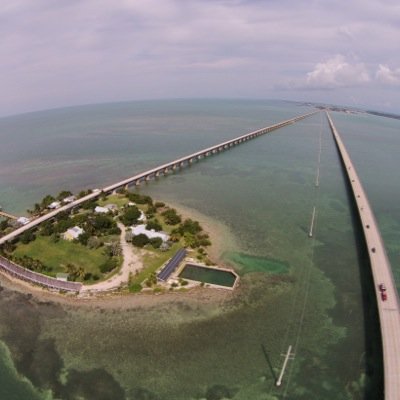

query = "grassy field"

[
  {"left": 13, "top": 236, "right": 109, "bottom": 277},
  {"left": 97, "top": 194, "right": 128, "bottom": 208},
  {"left": 129, "top": 242, "right": 182, "bottom": 287}
]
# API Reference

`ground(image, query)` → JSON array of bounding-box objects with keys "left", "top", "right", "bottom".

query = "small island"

[{"left": 0, "top": 188, "right": 238, "bottom": 296}]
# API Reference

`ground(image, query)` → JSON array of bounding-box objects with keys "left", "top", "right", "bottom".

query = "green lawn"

[
  {"left": 13, "top": 236, "right": 109, "bottom": 277},
  {"left": 129, "top": 242, "right": 182, "bottom": 286},
  {"left": 98, "top": 194, "right": 128, "bottom": 208}
]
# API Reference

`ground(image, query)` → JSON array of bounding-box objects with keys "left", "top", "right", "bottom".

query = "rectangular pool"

[{"left": 179, "top": 264, "right": 237, "bottom": 288}]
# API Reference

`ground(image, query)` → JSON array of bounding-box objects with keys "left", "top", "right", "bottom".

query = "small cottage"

[{"left": 64, "top": 226, "right": 84, "bottom": 241}]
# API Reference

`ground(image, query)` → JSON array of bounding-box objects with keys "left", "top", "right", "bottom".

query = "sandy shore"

[
  {"left": 166, "top": 200, "right": 238, "bottom": 267},
  {"left": 0, "top": 271, "right": 235, "bottom": 310},
  {"left": 0, "top": 201, "right": 240, "bottom": 308}
]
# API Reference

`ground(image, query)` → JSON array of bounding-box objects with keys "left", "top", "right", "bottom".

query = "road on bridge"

[{"left": 327, "top": 111, "right": 400, "bottom": 400}]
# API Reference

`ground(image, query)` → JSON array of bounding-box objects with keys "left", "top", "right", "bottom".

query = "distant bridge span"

[
  {"left": 0, "top": 110, "right": 317, "bottom": 249},
  {"left": 327, "top": 111, "right": 400, "bottom": 400}
]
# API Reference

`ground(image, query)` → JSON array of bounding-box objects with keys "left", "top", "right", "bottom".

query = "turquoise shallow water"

[{"left": 0, "top": 100, "right": 398, "bottom": 399}]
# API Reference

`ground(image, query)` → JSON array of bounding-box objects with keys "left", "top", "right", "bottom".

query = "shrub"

[
  {"left": 161, "top": 208, "right": 181, "bottom": 225},
  {"left": 116, "top": 187, "right": 127, "bottom": 195},
  {"left": 20, "top": 230, "right": 36, "bottom": 244},
  {"left": 145, "top": 272, "right": 158, "bottom": 287},
  {"left": 81, "top": 200, "right": 98, "bottom": 210},
  {"left": 83, "top": 272, "right": 93, "bottom": 281},
  {"left": 40, "top": 221, "right": 54, "bottom": 236},
  {"left": 146, "top": 220, "right": 162, "bottom": 231},
  {"left": 87, "top": 236, "right": 102, "bottom": 249},
  {"left": 132, "top": 234, "right": 150, "bottom": 247},
  {"left": 150, "top": 237, "right": 162, "bottom": 249},
  {"left": 129, "top": 283, "right": 142, "bottom": 293},
  {"left": 99, "top": 257, "right": 117, "bottom": 273},
  {"left": 0, "top": 220, "right": 9, "bottom": 231},
  {"left": 120, "top": 206, "right": 141, "bottom": 226},
  {"left": 40, "top": 194, "right": 55, "bottom": 208},
  {"left": 78, "top": 232, "right": 90, "bottom": 246},
  {"left": 57, "top": 190, "right": 72, "bottom": 200},
  {"left": 92, "top": 215, "right": 113, "bottom": 230},
  {"left": 178, "top": 219, "right": 202, "bottom": 235},
  {"left": 127, "top": 193, "right": 153, "bottom": 205},
  {"left": 154, "top": 201, "right": 165, "bottom": 208}
]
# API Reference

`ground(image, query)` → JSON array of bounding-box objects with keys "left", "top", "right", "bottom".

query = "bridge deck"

[
  {"left": 327, "top": 111, "right": 400, "bottom": 400},
  {"left": 0, "top": 110, "right": 317, "bottom": 290}
]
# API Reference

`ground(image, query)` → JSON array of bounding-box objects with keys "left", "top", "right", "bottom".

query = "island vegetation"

[{"left": 0, "top": 187, "right": 212, "bottom": 293}]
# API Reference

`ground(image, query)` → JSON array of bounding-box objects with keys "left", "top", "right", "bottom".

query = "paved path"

[
  {"left": 327, "top": 111, "right": 400, "bottom": 400},
  {"left": 0, "top": 110, "right": 317, "bottom": 292},
  {"left": 0, "top": 110, "right": 317, "bottom": 248},
  {"left": 80, "top": 223, "right": 142, "bottom": 293}
]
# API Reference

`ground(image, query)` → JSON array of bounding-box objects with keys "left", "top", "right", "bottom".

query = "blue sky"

[{"left": 1, "top": 0, "right": 400, "bottom": 116}]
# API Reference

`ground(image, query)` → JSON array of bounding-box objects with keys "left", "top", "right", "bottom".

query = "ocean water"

[{"left": 0, "top": 100, "right": 398, "bottom": 399}]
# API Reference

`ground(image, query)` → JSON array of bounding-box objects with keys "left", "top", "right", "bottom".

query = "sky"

[{"left": 1, "top": 0, "right": 400, "bottom": 117}]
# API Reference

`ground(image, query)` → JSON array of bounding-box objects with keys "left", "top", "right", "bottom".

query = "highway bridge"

[
  {"left": 327, "top": 111, "right": 400, "bottom": 400},
  {"left": 0, "top": 109, "right": 317, "bottom": 249}
]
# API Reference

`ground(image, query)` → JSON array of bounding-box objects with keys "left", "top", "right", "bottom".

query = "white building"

[
  {"left": 63, "top": 195, "right": 76, "bottom": 203},
  {"left": 94, "top": 206, "right": 110, "bottom": 214},
  {"left": 48, "top": 201, "right": 61, "bottom": 209},
  {"left": 64, "top": 226, "right": 84, "bottom": 241},
  {"left": 131, "top": 224, "right": 169, "bottom": 242},
  {"left": 17, "top": 217, "right": 30, "bottom": 225}
]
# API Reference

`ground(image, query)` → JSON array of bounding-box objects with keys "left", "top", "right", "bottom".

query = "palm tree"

[{"left": 66, "top": 263, "right": 77, "bottom": 280}]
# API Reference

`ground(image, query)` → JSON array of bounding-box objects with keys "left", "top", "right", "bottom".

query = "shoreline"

[
  {"left": 0, "top": 200, "right": 240, "bottom": 308},
  {"left": 163, "top": 200, "right": 238, "bottom": 268},
  {"left": 0, "top": 271, "right": 235, "bottom": 310}
]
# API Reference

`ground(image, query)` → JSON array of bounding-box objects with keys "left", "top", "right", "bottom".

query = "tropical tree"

[
  {"left": 132, "top": 234, "right": 150, "bottom": 248},
  {"left": 120, "top": 206, "right": 141, "bottom": 226},
  {"left": 57, "top": 190, "right": 72, "bottom": 200}
]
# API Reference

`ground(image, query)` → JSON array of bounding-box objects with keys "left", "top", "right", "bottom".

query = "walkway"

[
  {"left": 326, "top": 111, "right": 400, "bottom": 400},
  {"left": 0, "top": 255, "right": 81, "bottom": 292},
  {"left": 0, "top": 110, "right": 317, "bottom": 248},
  {"left": 80, "top": 222, "right": 142, "bottom": 293},
  {"left": 0, "top": 110, "right": 317, "bottom": 291},
  {"left": 157, "top": 248, "right": 187, "bottom": 281}
]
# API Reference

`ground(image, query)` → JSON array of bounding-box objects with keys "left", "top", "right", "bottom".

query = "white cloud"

[
  {"left": 376, "top": 64, "right": 400, "bottom": 85},
  {"left": 1, "top": 1, "right": 400, "bottom": 115},
  {"left": 305, "top": 55, "right": 370, "bottom": 89}
]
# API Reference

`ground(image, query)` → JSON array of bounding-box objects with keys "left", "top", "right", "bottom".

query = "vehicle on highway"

[
  {"left": 381, "top": 291, "right": 387, "bottom": 301},
  {"left": 379, "top": 283, "right": 387, "bottom": 292}
]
